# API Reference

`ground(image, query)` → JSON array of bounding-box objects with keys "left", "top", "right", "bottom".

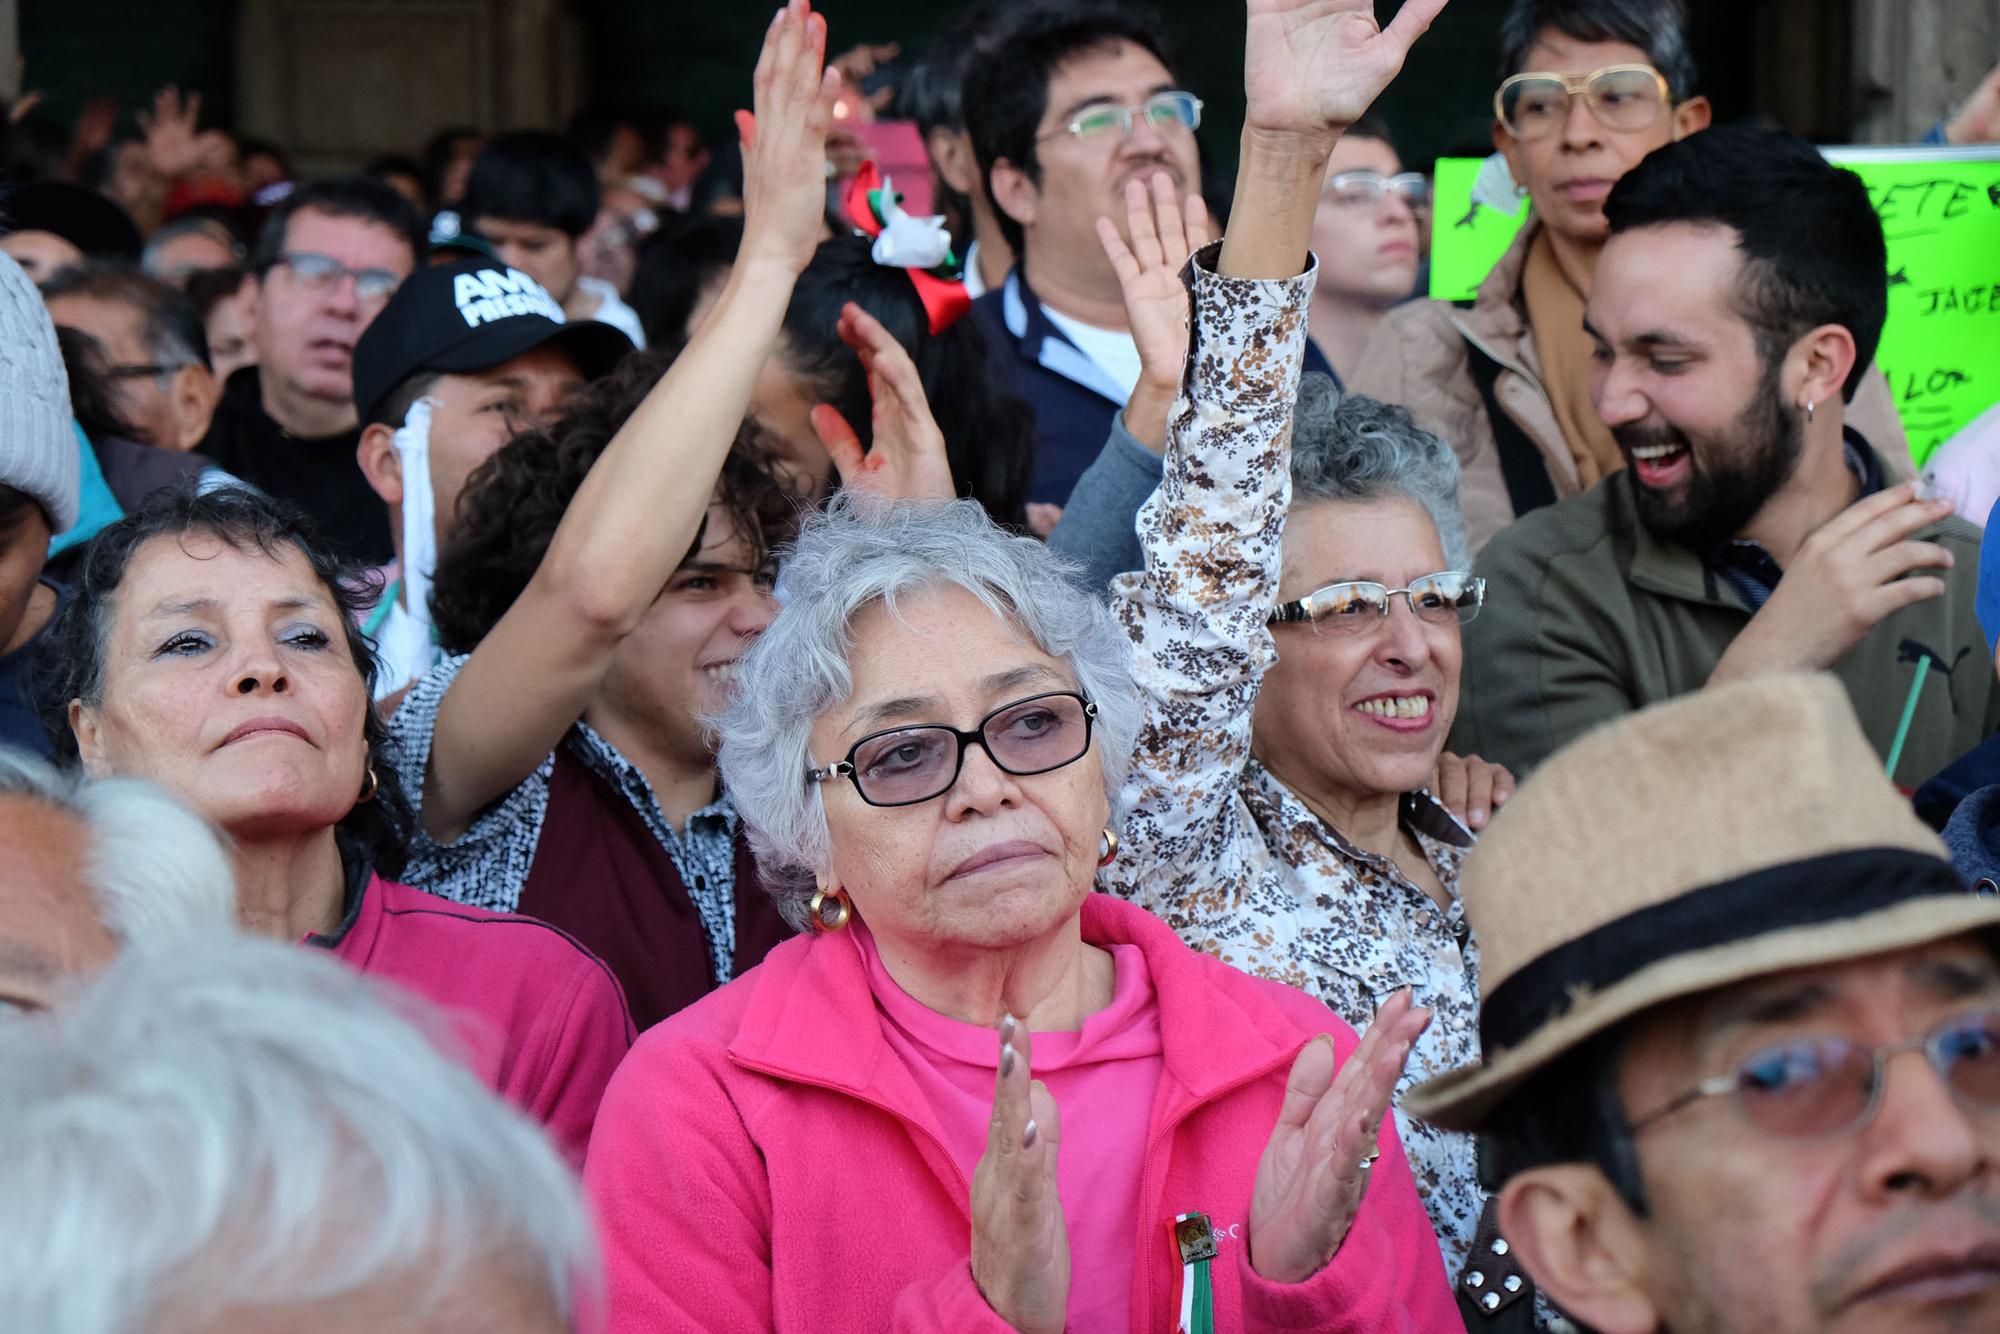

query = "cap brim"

[
  {"left": 423, "top": 316, "right": 634, "bottom": 384},
  {"left": 1406, "top": 892, "right": 2000, "bottom": 1131}
]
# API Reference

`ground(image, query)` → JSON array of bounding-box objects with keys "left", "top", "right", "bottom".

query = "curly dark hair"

[
  {"left": 429, "top": 348, "right": 802, "bottom": 655},
  {"left": 34, "top": 484, "right": 417, "bottom": 880}
]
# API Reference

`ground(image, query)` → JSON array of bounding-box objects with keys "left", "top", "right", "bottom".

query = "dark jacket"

[
  {"left": 1940, "top": 783, "right": 2000, "bottom": 893},
  {"left": 197, "top": 366, "right": 391, "bottom": 564},
  {"left": 1452, "top": 441, "right": 2000, "bottom": 782}
]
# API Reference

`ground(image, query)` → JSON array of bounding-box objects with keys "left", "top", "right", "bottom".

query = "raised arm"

[
  {"left": 1106, "top": 0, "right": 1448, "bottom": 937},
  {"left": 417, "top": 0, "right": 837, "bottom": 839}
]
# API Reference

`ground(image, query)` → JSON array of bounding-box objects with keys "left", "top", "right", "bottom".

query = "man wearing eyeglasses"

[
  {"left": 196, "top": 176, "right": 424, "bottom": 564},
  {"left": 1368, "top": 0, "right": 1916, "bottom": 561},
  {"left": 962, "top": 4, "right": 1338, "bottom": 527},
  {"left": 1410, "top": 674, "right": 2000, "bottom": 1334}
]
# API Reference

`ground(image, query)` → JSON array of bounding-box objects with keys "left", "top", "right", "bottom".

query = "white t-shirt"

[
  {"left": 576, "top": 276, "right": 648, "bottom": 350},
  {"left": 1041, "top": 305, "right": 1142, "bottom": 401}
]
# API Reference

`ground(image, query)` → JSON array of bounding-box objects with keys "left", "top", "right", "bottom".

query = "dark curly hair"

[
  {"left": 784, "top": 234, "right": 1034, "bottom": 529},
  {"left": 34, "top": 484, "right": 417, "bottom": 880},
  {"left": 430, "top": 348, "right": 802, "bottom": 655}
]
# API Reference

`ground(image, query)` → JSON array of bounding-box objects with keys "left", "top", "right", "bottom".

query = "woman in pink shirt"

[
  {"left": 583, "top": 8, "right": 1459, "bottom": 1326},
  {"left": 36, "top": 483, "right": 633, "bottom": 1167}
]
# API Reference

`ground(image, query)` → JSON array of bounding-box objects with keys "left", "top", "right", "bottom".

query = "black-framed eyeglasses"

[
  {"left": 1039, "top": 90, "right": 1203, "bottom": 145},
  {"left": 1269, "top": 571, "right": 1485, "bottom": 635},
  {"left": 1324, "top": 170, "right": 1430, "bottom": 209},
  {"left": 1631, "top": 1005, "right": 2000, "bottom": 1140},
  {"left": 807, "top": 691, "right": 1098, "bottom": 808},
  {"left": 1494, "top": 64, "right": 1670, "bottom": 142},
  {"left": 270, "top": 251, "right": 404, "bottom": 306}
]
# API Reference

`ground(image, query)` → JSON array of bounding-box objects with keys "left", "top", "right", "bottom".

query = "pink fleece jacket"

[
  {"left": 584, "top": 894, "right": 1458, "bottom": 1331},
  {"left": 317, "top": 874, "right": 635, "bottom": 1167}
]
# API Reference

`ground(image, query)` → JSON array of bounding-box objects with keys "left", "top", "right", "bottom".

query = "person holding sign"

[
  {"left": 1349, "top": 0, "right": 1909, "bottom": 556},
  {"left": 1453, "top": 125, "right": 2000, "bottom": 791}
]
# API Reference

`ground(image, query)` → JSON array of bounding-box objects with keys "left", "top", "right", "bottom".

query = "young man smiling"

[{"left": 1452, "top": 126, "right": 1999, "bottom": 785}]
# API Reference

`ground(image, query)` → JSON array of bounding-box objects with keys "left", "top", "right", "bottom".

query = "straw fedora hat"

[{"left": 1407, "top": 673, "right": 2000, "bottom": 1132}]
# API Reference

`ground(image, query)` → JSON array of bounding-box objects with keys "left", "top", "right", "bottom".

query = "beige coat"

[{"left": 1350, "top": 221, "right": 1912, "bottom": 554}]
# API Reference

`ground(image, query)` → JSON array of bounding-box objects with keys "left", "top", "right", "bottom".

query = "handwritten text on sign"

[{"left": 1426, "top": 149, "right": 2000, "bottom": 469}]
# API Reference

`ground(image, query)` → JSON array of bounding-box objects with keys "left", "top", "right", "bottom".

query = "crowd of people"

[{"left": 4, "top": 0, "right": 2000, "bottom": 1330}]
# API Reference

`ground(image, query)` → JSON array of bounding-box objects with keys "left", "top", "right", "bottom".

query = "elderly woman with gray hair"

[
  {"left": 582, "top": 4, "right": 1465, "bottom": 1329},
  {"left": 1096, "top": 168, "right": 1507, "bottom": 1306},
  {"left": 0, "top": 937, "right": 592, "bottom": 1333}
]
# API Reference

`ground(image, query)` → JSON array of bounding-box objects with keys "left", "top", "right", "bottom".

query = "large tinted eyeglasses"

[
  {"left": 271, "top": 251, "right": 404, "bottom": 307},
  {"left": 1269, "top": 571, "right": 1485, "bottom": 635},
  {"left": 1324, "top": 170, "right": 1430, "bottom": 210},
  {"left": 1631, "top": 1005, "right": 2000, "bottom": 1140},
  {"left": 1041, "top": 91, "right": 1203, "bottom": 145},
  {"left": 807, "top": 691, "right": 1098, "bottom": 808},
  {"left": 1494, "top": 64, "right": 1670, "bottom": 142}
]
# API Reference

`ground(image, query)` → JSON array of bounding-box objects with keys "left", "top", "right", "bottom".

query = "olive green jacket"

[{"left": 1450, "top": 452, "right": 2000, "bottom": 786}]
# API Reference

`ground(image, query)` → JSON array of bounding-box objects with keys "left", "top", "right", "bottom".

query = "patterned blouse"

[
  {"left": 383, "top": 653, "right": 743, "bottom": 986},
  {"left": 1100, "top": 243, "right": 1485, "bottom": 1273}
]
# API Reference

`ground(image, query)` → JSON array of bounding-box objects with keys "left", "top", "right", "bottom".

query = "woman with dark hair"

[
  {"left": 36, "top": 485, "right": 634, "bottom": 1166},
  {"left": 752, "top": 230, "right": 1032, "bottom": 528},
  {"left": 758, "top": 232, "right": 1034, "bottom": 528}
]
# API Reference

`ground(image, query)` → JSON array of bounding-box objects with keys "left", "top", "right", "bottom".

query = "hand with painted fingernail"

[
  {"left": 968, "top": 1014, "right": 1069, "bottom": 1333},
  {"left": 1246, "top": 989, "right": 1431, "bottom": 1283}
]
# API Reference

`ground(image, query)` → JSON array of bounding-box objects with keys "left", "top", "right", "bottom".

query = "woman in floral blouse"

[{"left": 1096, "top": 178, "right": 1495, "bottom": 1288}]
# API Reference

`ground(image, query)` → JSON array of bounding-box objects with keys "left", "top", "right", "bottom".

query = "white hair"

[
  {"left": 0, "top": 936, "right": 595, "bottom": 1333},
  {"left": 0, "top": 746, "right": 235, "bottom": 942},
  {"left": 715, "top": 496, "right": 1142, "bottom": 929}
]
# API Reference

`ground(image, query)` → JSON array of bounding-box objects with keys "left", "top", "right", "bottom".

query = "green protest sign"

[{"left": 1426, "top": 146, "right": 2000, "bottom": 468}]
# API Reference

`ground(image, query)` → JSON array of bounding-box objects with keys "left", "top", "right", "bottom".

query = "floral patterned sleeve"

[{"left": 1102, "top": 241, "right": 1318, "bottom": 973}]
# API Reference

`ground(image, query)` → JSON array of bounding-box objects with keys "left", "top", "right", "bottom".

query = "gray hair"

[
  {"left": 716, "top": 496, "right": 1142, "bottom": 930},
  {"left": 0, "top": 746, "right": 236, "bottom": 943},
  {"left": 1290, "top": 377, "right": 1471, "bottom": 571},
  {"left": 1497, "top": 0, "right": 1699, "bottom": 100},
  {"left": 0, "top": 936, "right": 595, "bottom": 1333},
  {"left": 39, "top": 261, "right": 211, "bottom": 373}
]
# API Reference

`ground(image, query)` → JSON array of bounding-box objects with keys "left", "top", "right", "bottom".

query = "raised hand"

[
  {"left": 735, "top": 0, "right": 843, "bottom": 277},
  {"left": 1242, "top": 0, "right": 1451, "bottom": 142},
  {"left": 811, "top": 302, "right": 957, "bottom": 503},
  {"left": 969, "top": 1015, "right": 1069, "bottom": 1334},
  {"left": 1248, "top": 990, "right": 1430, "bottom": 1284},
  {"left": 137, "top": 86, "right": 205, "bottom": 180},
  {"left": 1098, "top": 172, "right": 1211, "bottom": 393}
]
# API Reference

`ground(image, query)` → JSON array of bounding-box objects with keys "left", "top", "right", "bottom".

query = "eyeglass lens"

[
  {"left": 1328, "top": 172, "right": 1429, "bottom": 207},
  {"left": 1732, "top": 1009, "right": 2000, "bottom": 1137},
  {"left": 1500, "top": 66, "right": 1665, "bottom": 140},
  {"left": 284, "top": 252, "right": 402, "bottom": 303},
  {"left": 849, "top": 694, "right": 1093, "bottom": 805},
  {"left": 1310, "top": 574, "right": 1480, "bottom": 631},
  {"left": 1071, "top": 92, "right": 1200, "bottom": 140}
]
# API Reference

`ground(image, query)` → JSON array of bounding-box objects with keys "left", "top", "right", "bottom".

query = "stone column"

[{"left": 1852, "top": 0, "right": 2000, "bottom": 143}]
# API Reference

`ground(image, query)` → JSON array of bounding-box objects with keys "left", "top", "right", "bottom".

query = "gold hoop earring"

[
  {"left": 358, "top": 765, "right": 380, "bottom": 804},
  {"left": 1097, "top": 828, "right": 1119, "bottom": 868},
  {"left": 808, "top": 887, "right": 852, "bottom": 933}
]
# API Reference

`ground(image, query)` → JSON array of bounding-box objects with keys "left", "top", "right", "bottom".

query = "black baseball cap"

[
  {"left": 352, "top": 257, "right": 632, "bottom": 425},
  {"left": 1, "top": 181, "right": 143, "bottom": 262}
]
